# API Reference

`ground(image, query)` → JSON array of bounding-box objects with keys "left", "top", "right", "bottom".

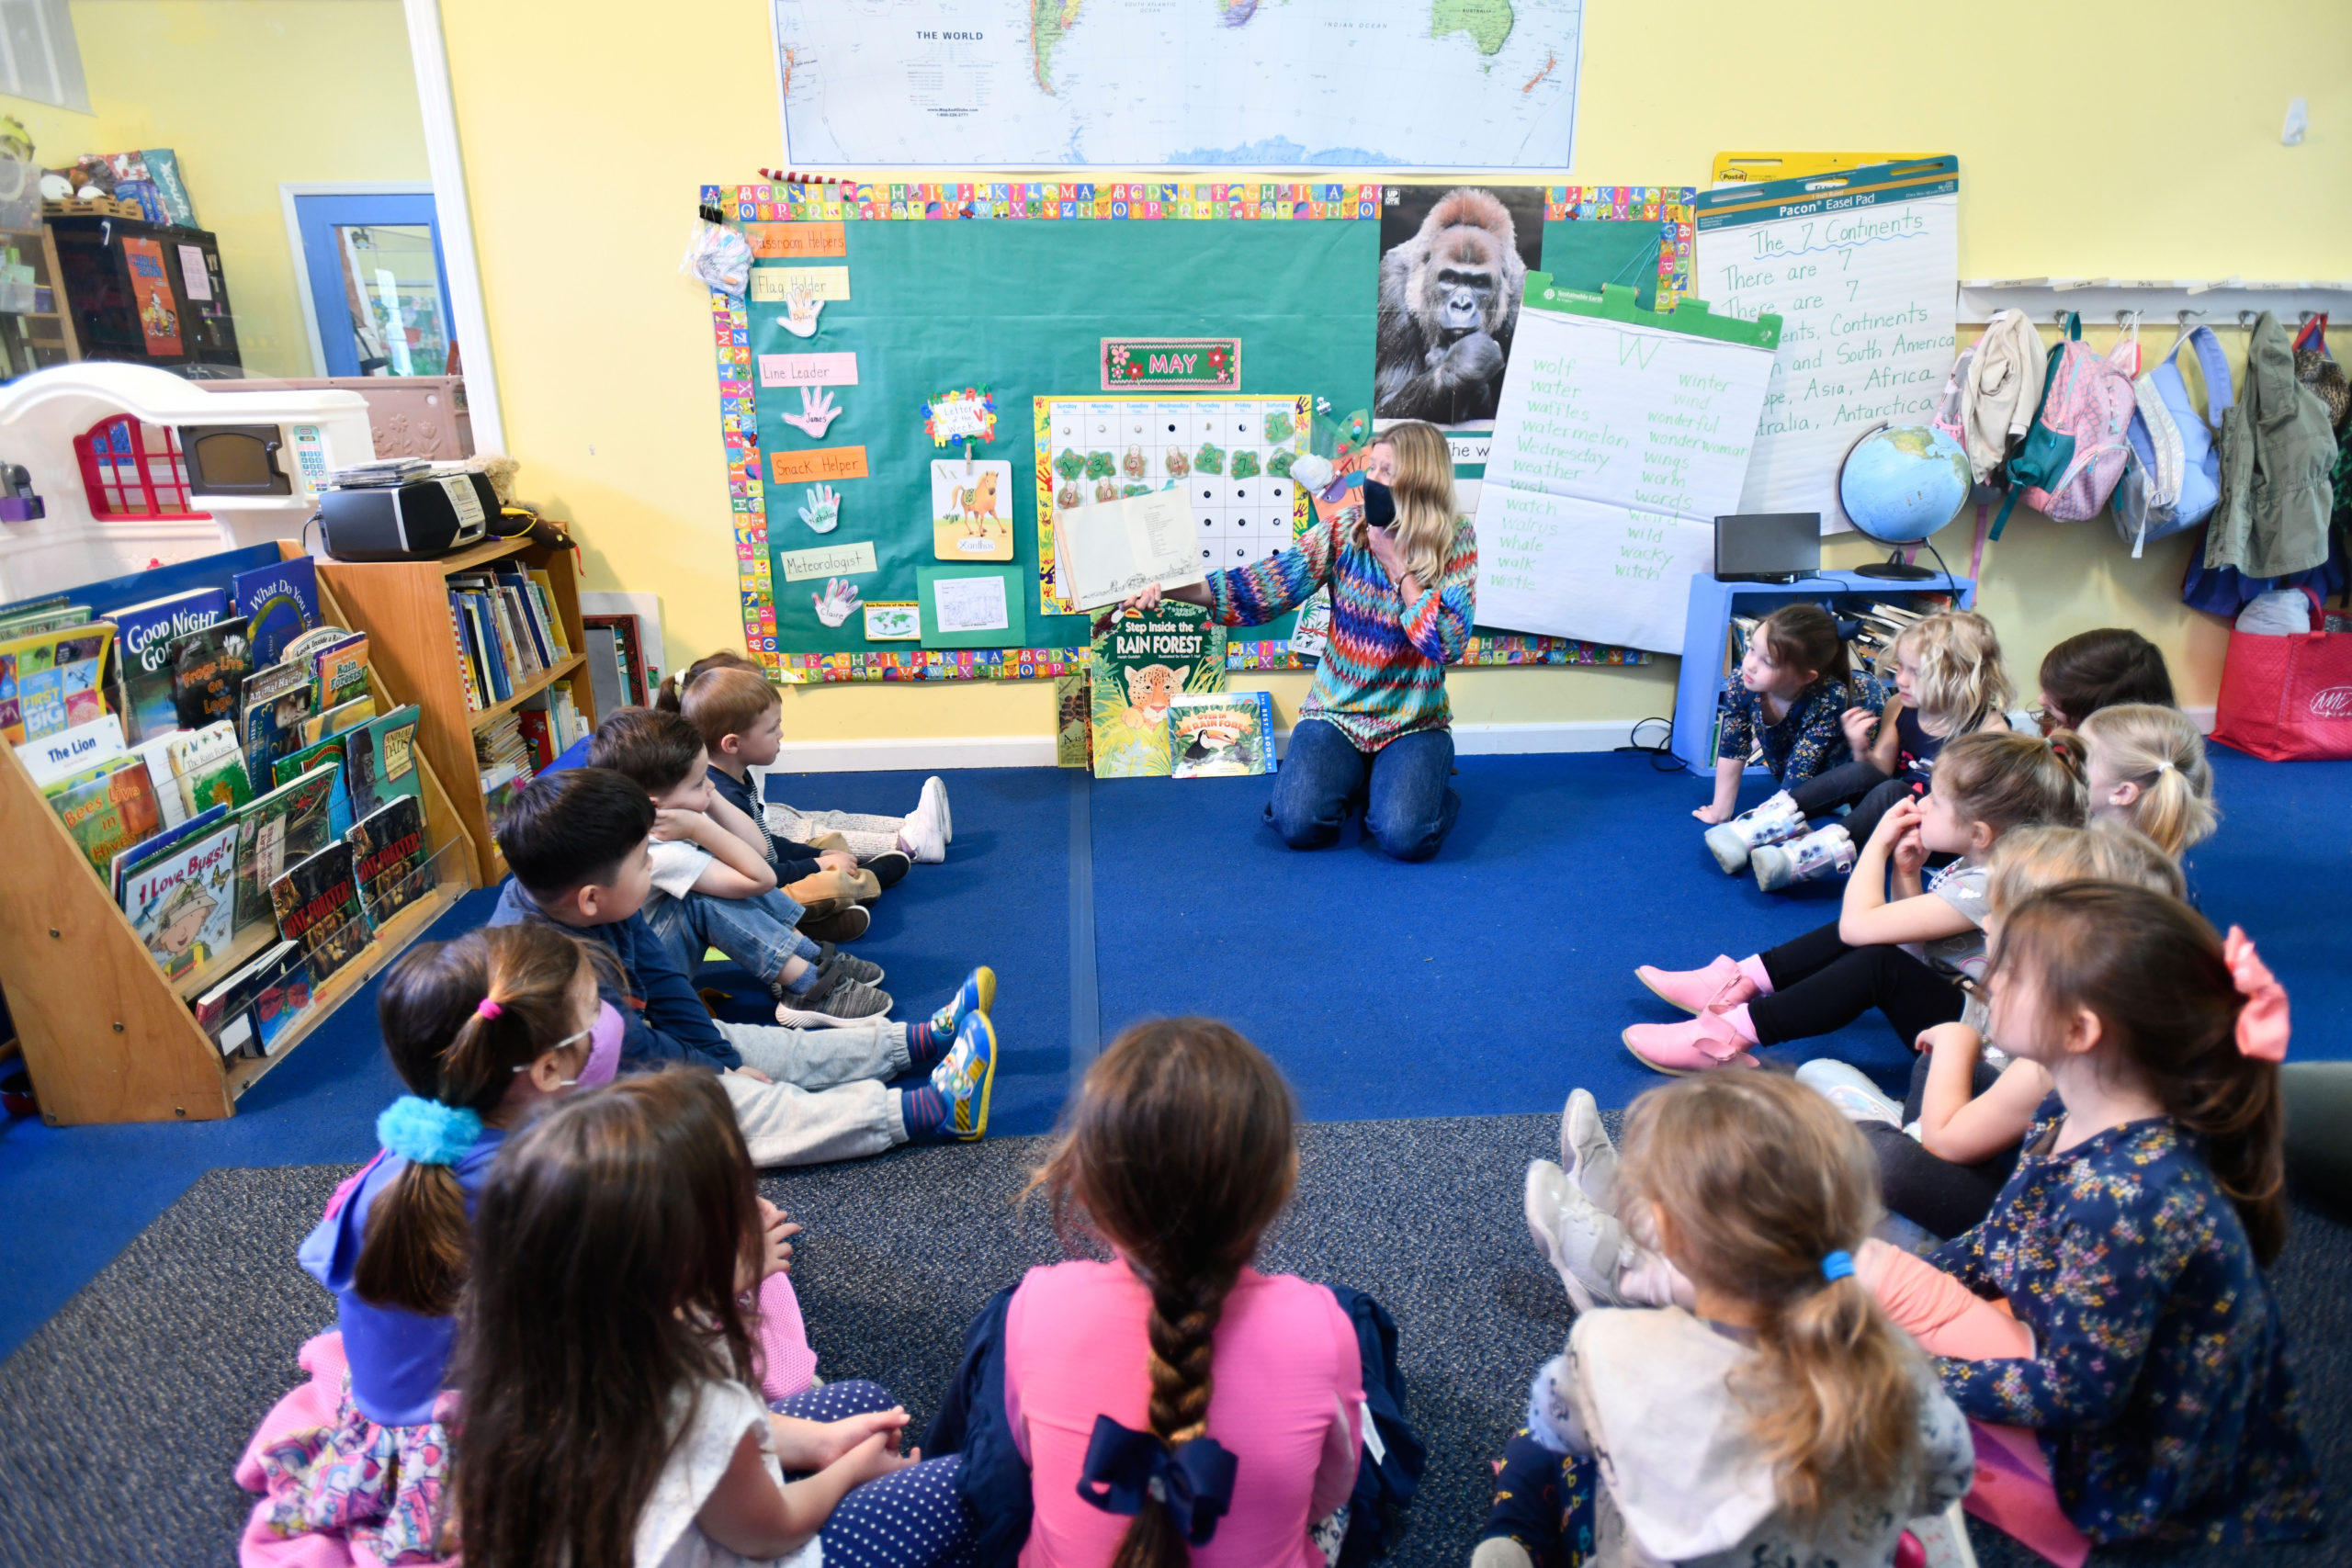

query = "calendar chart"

[{"left": 1037, "top": 394, "right": 1312, "bottom": 615}]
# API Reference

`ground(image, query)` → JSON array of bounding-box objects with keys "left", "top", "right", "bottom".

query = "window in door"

[{"left": 291, "top": 191, "right": 456, "bottom": 378}]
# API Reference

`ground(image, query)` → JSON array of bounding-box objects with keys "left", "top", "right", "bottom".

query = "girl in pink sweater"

[{"left": 1006, "top": 1020, "right": 1364, "bottom": 1568}]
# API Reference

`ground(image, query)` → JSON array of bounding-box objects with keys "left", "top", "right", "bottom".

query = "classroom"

[{"left": 0, "top": 1, "right": 2346, "bottom": 1563}]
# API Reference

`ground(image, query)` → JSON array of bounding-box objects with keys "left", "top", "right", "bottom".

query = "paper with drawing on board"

[
  {"left": 1690, "top": 158, "right": 1959, "bottom": 531},
  {"left": 1473, "top": 280, "right": 1778, "bottom": 652},
  {"left": 1053, "top": 487, "right": 1201, "bottom": 611},
  {"left": 932, "top": 574, "right": 1011, "bottom": 634}
]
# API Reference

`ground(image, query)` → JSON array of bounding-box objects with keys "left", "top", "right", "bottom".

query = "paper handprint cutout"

[
  {"left": 779, "top": 279, "right": 824, "bottom": 338},
  {"left": 797, "top": 482, "right": 842, "bottom": 535},
  {"left": 810, "top": 577, "right": 861, "bottom": 627},
  {"left": 780, "top": 386, "right": 842, "bottom": 438}
]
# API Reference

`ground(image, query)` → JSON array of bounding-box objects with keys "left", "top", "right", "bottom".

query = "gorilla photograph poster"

[{"left": 1374, "top": 185, "right": 1543, "bottom": 432}]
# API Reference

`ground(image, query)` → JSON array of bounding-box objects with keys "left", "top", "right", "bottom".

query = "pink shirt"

[{"left": 1004, "top": 1259, "right": 1363, "bottom": 1568}]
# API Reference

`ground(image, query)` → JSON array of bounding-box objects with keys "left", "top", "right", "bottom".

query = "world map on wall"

[{"left": 772, "top": 0, "right": 1583, "bottom": 169}]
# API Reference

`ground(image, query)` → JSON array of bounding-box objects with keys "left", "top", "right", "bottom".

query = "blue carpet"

[{"left": 2, "top": 749, "right": 2344, "bottom": 1361}]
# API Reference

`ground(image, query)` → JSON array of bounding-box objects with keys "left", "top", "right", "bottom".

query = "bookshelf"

[
  {"left": 0, "top": 224, "right": 80, "bottom": 376},
  {"left": 319, "top": 534, "right": 598, "bottom": 886},
  {"left": 1670, "top": 570, "right": 1978, "bottom": 775},
  {"left": 0, "top": 542, "right": 476, "bottom": 1125}
]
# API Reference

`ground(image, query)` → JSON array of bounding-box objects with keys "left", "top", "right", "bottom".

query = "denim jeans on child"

[
  {"left": 642, "top": 886, "right": 820, "bottom": 986},
  {"left": 1268, "top": 717, "right": 1460, "bottom": 862}
]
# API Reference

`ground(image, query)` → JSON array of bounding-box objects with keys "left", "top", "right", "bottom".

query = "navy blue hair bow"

[{"left": 1075, "top": 1414, "right": 1238, "bottom": 1547}]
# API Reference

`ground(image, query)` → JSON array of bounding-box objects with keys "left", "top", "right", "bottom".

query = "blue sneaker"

[
  {"left": 931, "top": 1011, "right": 996, "bottom": 1141},
  {"left": 930, "top": 965, "right": 996, "bottom": 1035}
]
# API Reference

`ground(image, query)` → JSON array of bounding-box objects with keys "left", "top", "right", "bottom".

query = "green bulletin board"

[{"left": 708, "top": 180, "right": 1693, "bottom": 684}]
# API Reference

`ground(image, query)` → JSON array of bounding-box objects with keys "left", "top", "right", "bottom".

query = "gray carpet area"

[{"left": 0, "top": 1115, "right": 2341, "bottom": 1567}]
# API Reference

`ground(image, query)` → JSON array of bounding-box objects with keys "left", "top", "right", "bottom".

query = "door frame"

[{"left": 279, "top": 180, "right": 442, "bottom": 379}]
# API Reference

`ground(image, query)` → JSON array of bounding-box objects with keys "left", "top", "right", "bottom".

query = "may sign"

[{"left": 1101, "top": 336, "right": 1240, "bottom": 391}]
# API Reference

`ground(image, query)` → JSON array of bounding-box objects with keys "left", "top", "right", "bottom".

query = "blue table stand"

[{"left": 1671, "top": 570, "right": 1976, "bottom": 775}]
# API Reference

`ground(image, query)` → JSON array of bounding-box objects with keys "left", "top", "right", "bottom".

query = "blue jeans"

[
  {"left": 1267, "top": 718, "right": 1460, "bottom": 862},
  {"left": 641, "top": 886, "right": 820, "bottom": 986}
]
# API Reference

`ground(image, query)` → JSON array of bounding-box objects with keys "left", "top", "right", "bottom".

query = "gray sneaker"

[
  {"left": 1524, "top": 1159, "right": 1630, "bottom": 1313},
  {"left": 775, "top": 976, "right": 893, "bottom": 1026},
  {"left": 1558, "top": 1089, "right": 1620, "bottom": 1214},
  {"left": 814, "top": 942, "right": 885, "bottom": 986}
]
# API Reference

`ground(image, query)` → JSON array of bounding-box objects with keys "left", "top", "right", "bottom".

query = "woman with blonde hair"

[{"left": 1110, "top": 420, "right": 1476, "bottom": 861}]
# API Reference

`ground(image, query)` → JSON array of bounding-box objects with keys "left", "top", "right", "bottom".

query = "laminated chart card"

[
  {"left": 1691, "top": 158, "right": 1959, "bottom": 531},
  {"left": 1474, "top": 280, "right": 1781, "bottom": 652}
]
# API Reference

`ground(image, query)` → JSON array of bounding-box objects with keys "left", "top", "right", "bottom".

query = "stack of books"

[
  {"left": 3, "top": 546, "right": 441, "bottom": 1063},
  {"left": 447, "top": 564, "right": 573, "bottom": 711}
]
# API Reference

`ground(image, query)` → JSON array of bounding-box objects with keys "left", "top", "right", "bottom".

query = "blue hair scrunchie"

[
  {"left": 1820, "top": 1249, "right": 1857, "bottom": 1283},
  {"left": 377, "top": 1095, "right": 484, "bottom": 1167}
]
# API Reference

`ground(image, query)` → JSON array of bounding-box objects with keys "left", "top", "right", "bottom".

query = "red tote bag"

[{"left": 2211, "top": 588, "right": 2352, "bottom": 761}]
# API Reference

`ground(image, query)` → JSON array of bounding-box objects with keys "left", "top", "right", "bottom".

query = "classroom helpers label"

[{"left": 1690, "top": 158, "right": 1960, "bottom": 532}]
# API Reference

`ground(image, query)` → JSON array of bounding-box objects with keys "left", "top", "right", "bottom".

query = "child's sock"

[
  {"left": 1718, "top": 1003, "right": 1761, "bottom": 1044},
  {"left": 773, "top": 955, "right": 823, "bottom": 1000},
  {"left": 907, "top": 1019, "right": 946, "bottom": 1068},
  {"left": 1737, "top": 954, "right": 1774, "bottom": 995},
  {"left": 900, "top": 1086, "right": 948, "bottom": 1140}
]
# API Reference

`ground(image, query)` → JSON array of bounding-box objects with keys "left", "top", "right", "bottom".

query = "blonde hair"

[
  {"left": 1367, "top": 421, "right": 1460, "bottom": 585},
  {"left": 1893, "top": 610, "right": 2015, "bottom": 737},
  {"left": 656, "top": 649, "right": 781, "bottom": 754},
  {"left": 1935, "top": 729, "right": 2086, "bottom": 839},
  {"left": 1616, "top": 1074, "right": 1924, "bottom": 1532},
  {"left": 1985, "top": 821, "right": 2188, "bottom": 919},
  {"left": 2078, "top": 703, "right": 2218, "bottom": 857}
]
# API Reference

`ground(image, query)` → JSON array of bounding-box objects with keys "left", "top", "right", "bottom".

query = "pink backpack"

[{"left": 1992, "top": 313, "right": 2140, "bottom": 536}]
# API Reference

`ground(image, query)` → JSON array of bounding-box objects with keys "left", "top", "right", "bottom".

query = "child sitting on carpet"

[
  {"left": 952, "top": 1020, "right": 1375, "bottom": 1568},
  {"left": 488, "top": 767, "right": 999, "bottom": 1164},
  {"left": 1628, "top": 730, "right": 2083, "bottom": 1074},
  {"left": 1484, "top": 1073, "right": 1973, "bottom": 1568},
  {"left": 2079, "top": 702, "right": 2219, "bottom": 857},
  {"left": 1692, "top": 604, "right": 1886, "bottom": 837},
  {"left": 452, "top": 1070, "right": 972, "bottom": 1568},
  {"left": 662, "top": 650, "right": 952, "bottom": 939},
  {"left": 1539, "top": 887, "right": 2325, "bottom": 1554},
  {"left": 1795, "top": 822, "right": 2185, "bottom": 1239},
  {"left": 2032, "top": 626, "right": 2174, "bottom": 733},
  {"left": 232, "top": 924, "right": 818, "bottom": 1566},
  {"left": 588, "top": 706, "right": 890, "bottom": 1024},
  {"left": 1713, "top": 609, "right": 2017, "bottom": 891}
]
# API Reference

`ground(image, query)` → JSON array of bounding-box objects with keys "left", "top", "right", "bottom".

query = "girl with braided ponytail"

[
  {"left": 232, "top": 922, "right": 638, "bottom": 1565},
  {"left": 1008, "top": 1020, "right": 1366, "bottom": 1568},
  {"left": 1485, "top": 1073, "right": 1972, "bottom": 1568}
]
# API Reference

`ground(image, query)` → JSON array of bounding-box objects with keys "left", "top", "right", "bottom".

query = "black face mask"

[{"left": 1361, "top": 479, "right": 1397, "bottom": 530}]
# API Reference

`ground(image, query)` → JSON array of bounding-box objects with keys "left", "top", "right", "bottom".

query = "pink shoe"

[
  {"left": 1622, "top": 1011, "right": 1760, "bottom": 1075},
  {"left": 1635, "top": 955, "right": 1759, "bottom": 1015}
]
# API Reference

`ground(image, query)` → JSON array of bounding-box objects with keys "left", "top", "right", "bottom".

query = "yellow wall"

[
  {"left": 0, "top": 1, "right": 428, "bottom": 377},
  {"left": 435, "top": 0, "right": 2348, "bottom": 741}
]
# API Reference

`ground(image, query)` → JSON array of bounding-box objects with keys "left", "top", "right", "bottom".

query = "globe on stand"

[{"left": 1836, "top": 423, "right": 1971, "bottom": 581}]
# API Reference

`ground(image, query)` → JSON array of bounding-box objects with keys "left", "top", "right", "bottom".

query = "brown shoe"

[{"left": 800, "top": 904, "right": 871, "bottom": 943}]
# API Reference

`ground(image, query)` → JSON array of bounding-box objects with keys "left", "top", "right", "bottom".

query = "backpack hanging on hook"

[
  {"left": 2115, "top": 321, "right": 2233, "bottom": 556},
  {"left": 1992, "top": 312, "right": 2137, "bottom": 536}
]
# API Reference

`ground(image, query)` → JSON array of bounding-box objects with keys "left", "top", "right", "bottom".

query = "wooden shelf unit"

[
  {"left": 0, "top": 543, "right": 478, "bottom": 1126},
  {"left": 0, "top": 224, "right": 80, "bottom": 376},
  {"left": 320, "top": 535, "right": 597, "bottom": 886}
]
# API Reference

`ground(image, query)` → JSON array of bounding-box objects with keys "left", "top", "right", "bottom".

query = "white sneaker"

[
  {"left": 1752, "top": 824, "right": 1856, "bottom": 891},
  {"left": 1524, "top": 1159, "right": 1629, "bottom": 1313},
  {"left": 899, "top": 796, "right": 945, "bottom": 864},
  {"left": 1795, "top": 1058, "right": 1905, "bottom": 1128},
  {"left": 1557, "top": 1089, "right": 1619, "bottom": 1215},
  {"left": 1471, "top": 1540, "right": 1536, "bottom": 1568},
  {"left": 1702, "top": 789, "right": 1808, "bottom": 874},
  {"left": 921, "top": 775, "right": 952, "bottom": 843}
]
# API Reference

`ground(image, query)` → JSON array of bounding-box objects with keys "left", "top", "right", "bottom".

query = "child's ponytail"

[
  {"left": 1030, "top": 1020, "right": 1299, "bottom": 1568},
  {"left": 652, "top": 672, "right": 684, "bottom": 712},
  {"left": 355, "top": 922, "right": 593, "bottom": 1314},
  {"left": 2080, "top": 703, "right": 2219, "bottom": 857},
  {"left": 1996, "top": 883, "right": 2288, "bottom": 1263},
  {"left": 1616, "top": 1074, "right": 1925, "bottom": 1533}
]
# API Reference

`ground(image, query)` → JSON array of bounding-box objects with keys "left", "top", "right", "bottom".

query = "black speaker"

[{"left": 319, "top": 472, "right": 496, "bottom": 561}]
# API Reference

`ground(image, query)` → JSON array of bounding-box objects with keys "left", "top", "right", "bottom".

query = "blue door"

[{"left": 293, "top": 192, "right": 456, "bottom": 377}]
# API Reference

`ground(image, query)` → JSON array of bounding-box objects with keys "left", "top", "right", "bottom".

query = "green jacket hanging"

[{"left": 2207, "top": 311, "right": 2338, "bottom": 580}]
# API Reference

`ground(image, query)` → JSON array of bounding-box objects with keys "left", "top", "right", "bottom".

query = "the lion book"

[{"left": 1088, "top": 601, "right": 1224, "bottom": 780}]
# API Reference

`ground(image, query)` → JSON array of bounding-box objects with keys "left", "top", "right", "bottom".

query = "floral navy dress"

[{"left": 1928, "top": 1102, "right": 2324, "bottom": 1544}]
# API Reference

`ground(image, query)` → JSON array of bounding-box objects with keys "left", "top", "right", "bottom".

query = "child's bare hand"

[
  {"left": 758, "top": 1198, "right": 801, "bottom": 1277},
  {"left": 729, "top": 1066, "right": 775, "bottom": 1085},
  {"left": 1693, "top": 801, "right": 1734, "bottom": 825},
  {"left": 1891, "top": 824, "right": 1928, "bottom": 877},
  {"left": 652, "top": 807, "right": 704, "bottom": 842},
  {"left": 816, "top": 850, "right": 859, "bottom": 874},
  {"left": 1915, "top": 1021, "right": 1979, "bottom": 1058},
  {"left": 834, "top": 1427, "right": 920, "bottom": 1488},
  {"left": 1871, "top": 795, "right": 1923, "bottom": 849},
  {"left": 1839, "top": 705, "right": 1877, "bottom": 753}
]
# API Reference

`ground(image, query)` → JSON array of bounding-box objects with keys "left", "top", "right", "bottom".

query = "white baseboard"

[
  {"left": 2184, "top": 705, "right": 2216, "bottom": 734},
  {"left": 768, "top": 718, "right": 1643, "bottom": 773}
]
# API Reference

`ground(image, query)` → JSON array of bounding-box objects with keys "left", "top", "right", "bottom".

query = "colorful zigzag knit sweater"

[{"left": 1206, "top": 510, "right": 1476, "bottom": 751}]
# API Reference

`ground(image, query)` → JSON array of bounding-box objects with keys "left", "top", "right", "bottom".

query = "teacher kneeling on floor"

[{"left": 1114, "top": 419, "right": 1477, "bottom": 862}]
